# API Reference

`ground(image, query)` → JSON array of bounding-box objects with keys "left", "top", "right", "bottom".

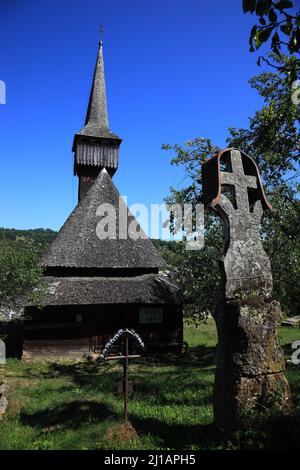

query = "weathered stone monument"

[{"left": 202, "top": 148, "right": 291, "bottom": 432}]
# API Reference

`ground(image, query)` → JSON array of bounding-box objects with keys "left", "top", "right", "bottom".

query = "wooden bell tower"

[{"left": 72, "top": 40, "right": 122, "bottom": 201}]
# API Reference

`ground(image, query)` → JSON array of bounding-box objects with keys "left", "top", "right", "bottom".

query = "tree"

[
  {"left": 243, "top": 0, "right": 300, "bottom": 75},
  {"left": 162, "top": 62, "right": 300, "bottom": 320},
  {"left": 161, "top": 139, "right": 223, "bottom": 321},
  {"left": 227, "top": 55, "right": 299, "bottom": 186},
  {"left": 0, "top": 239, "right": 44, "bottom": 322},
  {"left": 168, "top": 218, "right": 223, "bottom": 323},
  {"left": 162, "top": 142, "right": 300, "bottom": 320},
  {"left": 0, "top": 227, "right": 57, "bottom": 246},
  {"left": 262, "top": 183, "right": 300, "bottom": 315}
]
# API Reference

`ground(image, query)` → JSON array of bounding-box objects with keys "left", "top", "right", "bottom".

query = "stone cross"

[
  {"left": 216, "top": 149, "right": 273, "bottom": 298},
  {"left": 220, "top": 149, "right": 257, "bottom": 208},
  {"left": 202, "top": 148, "right": 291, "bottom": 432}
]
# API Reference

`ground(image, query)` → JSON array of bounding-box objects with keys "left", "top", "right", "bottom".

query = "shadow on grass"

[
  {"left": 132, "top": 368, "right": 214, "bottom": 407},
  {"left": 131, "top": 411, "right": 300, "bottom": 450},
  {"left": 18, "top": 347, "right": 216, "bottom": 419},
  {"left": 23, "top": 344, "right": 216, "bottom": 387},
  {"left": 130, "top": 415, "right": 218, "bottom": 450},
  {"left": 20, "top": 400, "right": 116, "bottom": 430},
  {"left": 143, "top": 345, "right": 216, "bottom": 368},
  {"left": 227, "top": 411, "right": 300, "bottom": 450}
]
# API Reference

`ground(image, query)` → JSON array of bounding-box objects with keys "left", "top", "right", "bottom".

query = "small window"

[{"left": 139, "top": 308, "right": 163, "bottom": 324}]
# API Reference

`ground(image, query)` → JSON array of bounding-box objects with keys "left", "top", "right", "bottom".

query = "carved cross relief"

[{"left": 215, "top": 149, "right": 273, "bottom": 298}]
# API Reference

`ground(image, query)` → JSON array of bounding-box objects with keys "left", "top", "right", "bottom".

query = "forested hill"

[
  {"left": 0, "top": 228, "right": 58, "bottom": 248},
  {"left": 0, "top": 228, "right": 180, "bottom": 262}
]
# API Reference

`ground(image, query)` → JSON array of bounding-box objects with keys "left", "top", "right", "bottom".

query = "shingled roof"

[
  {"left": 29, "top": 274, "right": 180, "bottom": 306},
  {"left": 40, "top": 169, "right": 166, "bottom": 270},
  {"left": 73, "top": 41, "right": 121, "bottom": 145}
]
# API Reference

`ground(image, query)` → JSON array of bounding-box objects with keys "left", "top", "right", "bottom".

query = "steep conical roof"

[
  {"left": 75, "top": 41, "right": 121, "bottom": 141},
  {"left": 85, "top": 40, "right": 108, "bottom": 129},
  {"left": 40, "top": 169, "right": 165, "bottom": 269}
]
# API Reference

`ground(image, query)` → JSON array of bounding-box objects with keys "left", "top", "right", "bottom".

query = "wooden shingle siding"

[{"left": 76, "top": 142, "right": 118, "bottom": 168}]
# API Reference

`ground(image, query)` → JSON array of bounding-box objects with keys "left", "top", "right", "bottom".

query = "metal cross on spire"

[{"left": 99, "top": 24, "right": 105, "bottom": 43}]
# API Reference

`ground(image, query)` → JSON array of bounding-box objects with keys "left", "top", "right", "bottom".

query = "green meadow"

[{"left": 1, "top": 320, "right": 299, "bottom": 450}]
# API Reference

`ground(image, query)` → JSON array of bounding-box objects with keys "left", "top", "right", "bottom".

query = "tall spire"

[
  {"left": 84, "top": 40, "right": 109, "bottom": 131},
  {"left": 72, "top": 39, "right": 122, "bottom": 201},
  {"left": 74, "top": 40, "right": 120, "bottom": 140}
]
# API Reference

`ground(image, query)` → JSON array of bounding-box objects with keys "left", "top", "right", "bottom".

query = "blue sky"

[{"left": 1, "top": 0, "right": 270, "bottom": 231}]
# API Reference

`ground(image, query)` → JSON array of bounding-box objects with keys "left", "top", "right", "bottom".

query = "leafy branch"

[{"left": 243, "top": 0, "right": 300, "bottom": 75}]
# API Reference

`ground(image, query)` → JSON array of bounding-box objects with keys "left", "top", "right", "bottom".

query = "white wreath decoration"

[{"left": 102, "top": 328, "right": 145, "bottom": 356}]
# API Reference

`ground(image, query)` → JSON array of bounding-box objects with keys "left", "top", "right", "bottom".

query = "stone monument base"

[{"left": 213, "top": 297, "right": 292, "bottom": 432}]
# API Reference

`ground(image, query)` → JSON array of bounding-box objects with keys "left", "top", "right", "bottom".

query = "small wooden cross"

[{"left": 104, "top": 331, "right": 141, "bottom": 421}]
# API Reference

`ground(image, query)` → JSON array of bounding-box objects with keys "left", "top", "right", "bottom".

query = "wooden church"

[{"left": 23, "top": 40, "right": 183, "bottom": 358}]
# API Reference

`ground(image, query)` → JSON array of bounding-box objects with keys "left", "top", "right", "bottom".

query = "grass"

[{"left": 0, "top": 320, "right": 299, "bottom": 450}]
